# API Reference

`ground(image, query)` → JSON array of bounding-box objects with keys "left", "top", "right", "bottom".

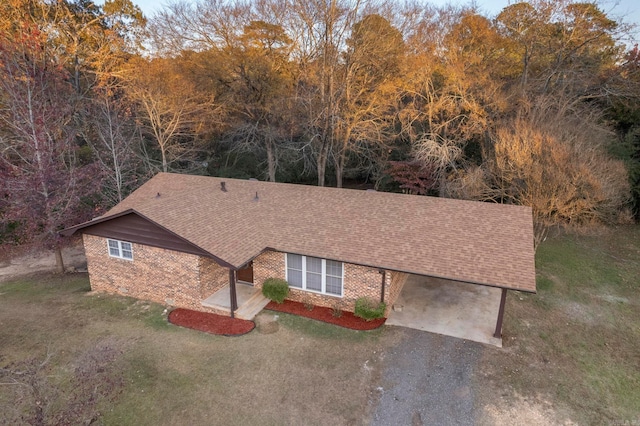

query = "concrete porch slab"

[
  {"left": 202, "top": 283, "right": 258, "bottom": 310},
  {"left": 386, "top": 275, "right": 503, "bottom": 347}
]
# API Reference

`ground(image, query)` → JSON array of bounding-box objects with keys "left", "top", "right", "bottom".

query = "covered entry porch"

[
  {"left": 386, "top": 275, "right": 506, "bottom": 347},
  {"left": 201, "top": 282, "right": 269, "bottom": 320},
  {"left": 201, "top": 262, "right": 268, "bottom": 320}
]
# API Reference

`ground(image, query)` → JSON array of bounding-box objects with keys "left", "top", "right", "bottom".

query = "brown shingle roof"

[{"left": 80, "top": 173, "right": 537, "bottom": 292}]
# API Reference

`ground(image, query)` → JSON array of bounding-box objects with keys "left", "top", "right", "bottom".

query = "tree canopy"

[{"left": 1, "top": 0, "right": 639, "bottom": 256}]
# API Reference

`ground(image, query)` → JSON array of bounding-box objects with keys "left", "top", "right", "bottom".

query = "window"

[
  {"left": 285, "top": 254, "right": 343, "bottom": 296},
  {"left": 107, "top": 239, "right": 133, "bottom": 260}
]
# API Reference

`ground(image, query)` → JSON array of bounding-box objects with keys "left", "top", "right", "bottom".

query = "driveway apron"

[{"left": 371, "top": 328, "right": 484, "bottom": 426}]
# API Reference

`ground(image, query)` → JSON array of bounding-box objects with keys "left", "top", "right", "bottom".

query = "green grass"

[
  {"left": 0, "top": 274, "right": 90, "bottom": 299},
  {"left": 535, "top": 275, "right": 554, "bottom": 291},
  {"left": 275, "top": 310, "right": 385, "bottom": 341},
  {"left": 483, "top": 225, "right": 640, "bottom": 424}
]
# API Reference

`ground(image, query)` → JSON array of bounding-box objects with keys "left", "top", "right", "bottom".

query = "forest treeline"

[{"left": 1, "top": 0, "right": 640, "bottom": 253}]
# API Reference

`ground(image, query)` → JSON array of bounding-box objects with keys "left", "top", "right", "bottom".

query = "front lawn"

[{"left": 0, "top": 274, "right": 390, "bottom": 425}]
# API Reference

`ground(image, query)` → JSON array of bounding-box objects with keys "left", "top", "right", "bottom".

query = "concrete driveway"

[{"left": 386, "top": 275, "right": 502, "bottom": 347}]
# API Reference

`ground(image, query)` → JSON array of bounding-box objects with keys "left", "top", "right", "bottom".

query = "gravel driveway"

[{"left": 371, "top": 328, "right": 484, "bottom": 426}]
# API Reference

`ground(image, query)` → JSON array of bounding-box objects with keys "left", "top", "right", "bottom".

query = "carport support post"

[
  {"left": 493, "top": 288, "right": 508, "bottom": 338},
  {"left": 229, "top": 269, "right": 238, "bottom": 318}
]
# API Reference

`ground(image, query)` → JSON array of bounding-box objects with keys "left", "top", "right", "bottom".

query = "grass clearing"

[
  {"left": 477, "top": 225, "right": 640, "bottom": 424},
  {"left": 0, "top": 273, "right": 393, "bottom": 425}
]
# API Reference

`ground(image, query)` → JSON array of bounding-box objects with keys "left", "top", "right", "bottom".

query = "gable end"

[{"left": 79, "top": 212, "right": 214, "bottom": 259}]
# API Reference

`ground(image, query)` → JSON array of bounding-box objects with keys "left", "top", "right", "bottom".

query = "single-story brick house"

[{"left": 62, "top": 173, "right": 536, "bottom": 336}]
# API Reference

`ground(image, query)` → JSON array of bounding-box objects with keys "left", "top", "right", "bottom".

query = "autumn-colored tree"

[
  {"left": 495, "top": 1, "right": 553, "bottom": 89},
  {"left": 398, "top": 9, "right": 495, "bottom": 196},
  {"left": 0, "top": 19, "right": 98, "bottom": 269},
  {"left": 386, "top": 161, "right": 437, "bottom": 195},
  {"left": 1, "top": 0, "right": 629, "bottom": 239},
  {"left": 490, "top": 99, "right": 629, "bottom": 225},
  {"left": 125, "top": 56, "right": 217, "bottom": 173},
  {"left": 223, "top": 20, "right": 295, "bottom": 182},
  {"left": 496, "top": 0, "right": 622, "bottom": 98},
  {"left": 328, "top": 14, "right": 404, "bottom": 187}
]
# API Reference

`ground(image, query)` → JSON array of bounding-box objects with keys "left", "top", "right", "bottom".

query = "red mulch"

[
  {"left": 168, "top": 308, "right": 255, "bottom": 336},
  {"left": 265, "top": 300, "right": 386, "bottom": 330}
]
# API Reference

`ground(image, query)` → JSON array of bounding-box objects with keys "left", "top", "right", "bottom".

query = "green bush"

[
  {"left": 261, "top": 278, "right": 289, "bottom": 304},
  {"left": 354, "top": 297, "right": 386, "bottom": 321}
]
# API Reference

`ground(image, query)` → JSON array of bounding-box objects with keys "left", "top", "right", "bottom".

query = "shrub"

[
  {"left": 354, "top": 297, "right": 386, "bottom": 321},
  {"left": 261, "top": 278, "right": 289, "bottom": 304}
]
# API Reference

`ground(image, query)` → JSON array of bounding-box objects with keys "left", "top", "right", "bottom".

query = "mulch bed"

[
  {"left": 168, "top": 308, "right": 255, "bottom": 336},
  {"left": 265, "top": 300, "right": 386, "bottom": 331}
]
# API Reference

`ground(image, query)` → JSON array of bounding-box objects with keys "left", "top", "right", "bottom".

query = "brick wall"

[
  {"left": 84, "top": 235, "right": 409, "bottom": 318},
  {"left": 199, "top": 257, "right": 228, "bottom": 298},
  {"left": 83, "top": 234, "right": 228, "bottom": 315},
  {"left": 339, "top": 263, "right": 384, "bottom": 310},
  {"left": 384, "top": 271, "right": 410, "bottom": 316},
  {"left": 253, "top": 250, "right": 285, "bottom": 288},
  {"left": 252, "top": 249, "right": 391, "bottom": 314}
]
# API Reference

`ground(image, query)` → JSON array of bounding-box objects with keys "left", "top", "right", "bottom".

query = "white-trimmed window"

[
  {"left": 285, "top": 254, "right": 343, "bottom": 296},
  {"left": 107, "top": 239, "right": 133, "bottom": 260}
]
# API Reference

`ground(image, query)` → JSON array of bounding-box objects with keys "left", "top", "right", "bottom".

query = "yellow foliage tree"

[{"left": 491, "top": 101, "right": 630, "bottom": 225}]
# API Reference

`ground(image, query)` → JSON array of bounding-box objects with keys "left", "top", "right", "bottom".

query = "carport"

[{"left": 386, "top": 275, "right": 507, "bottom": 347}]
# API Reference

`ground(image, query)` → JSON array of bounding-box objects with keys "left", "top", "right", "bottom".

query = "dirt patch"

[
  {"left": 479, "top": 392, "right": 577, "bottom": 426},
  {"left": 598, "top": 294, "right": 630, "bottom": 304},
  {"left": 265, "top": 300, "right": 386, "bottom": 330},
  {"left": 255, "top": 312, "right": 280, "bottom": 334},
  {"left": 167, "top": 308, "right": 255, "bottom": 336},
  {"left": 561, "top": 300, "right": 598, "bottom": 325},
  {"left": 0, "top": 243, "right": 87, "bottom": 283}
]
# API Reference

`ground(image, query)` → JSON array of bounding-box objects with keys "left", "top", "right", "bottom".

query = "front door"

[{"left": 236, "top": 261, "right": 254, "bottom": 284}]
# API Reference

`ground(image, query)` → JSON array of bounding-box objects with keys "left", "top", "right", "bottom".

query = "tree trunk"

[
  {"left": 55, "top": 246, "right": 65, "bottom": 274},
  {"left": 438, "top": 172, "right": 447, "bottom": 198},
  {"left": 335, "top": 150, "right": 345, "bottom": 188},
  {"left": 521, "top": 47, "right": 529, "bottom": 89},
  {"left": 317, "top": 141, "right": 329, "bottom": 187},
  {"left": 335, "top": 130, "right": 352, "bottom": 188},
  {"left": 266, "top": 140, "right": 276, "bottom": 182},
  {"left": 161, "top": 146, "right": 168, "bottom": 173}
]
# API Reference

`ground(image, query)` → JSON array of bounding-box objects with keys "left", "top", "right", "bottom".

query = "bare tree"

[
  {"left": 329, "top": 13, "right": 404, "bottom": 187},
  {"left": 288, "top": 0, "right": 365, "bottom": 186},
  {"left": 125, "top": 57, "right": 218, "bottom": 173},
  {"left": 84, "top": 87, "right": 145, "bottom": 204}
]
